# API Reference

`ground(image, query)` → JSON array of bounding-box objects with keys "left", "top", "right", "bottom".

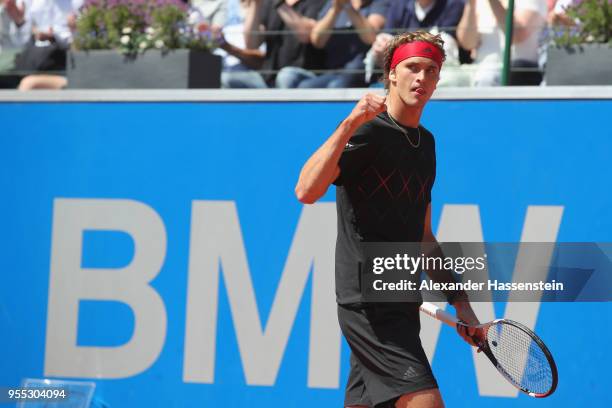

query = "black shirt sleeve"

[{"left": 333, "top": 121, "right": 379, "bottom": 186}]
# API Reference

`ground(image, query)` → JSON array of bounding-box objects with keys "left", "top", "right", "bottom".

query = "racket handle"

[{"left": 419, "top": 302, "right": 460, "bottom": 327}]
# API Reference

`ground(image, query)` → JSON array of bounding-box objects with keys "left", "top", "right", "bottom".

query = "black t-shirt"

[
  {"left": 261, "top": 0, "right": 326, "bottom": 85},
  {"left": 333, "top": 112, "right": 436, "bottom": 304}
]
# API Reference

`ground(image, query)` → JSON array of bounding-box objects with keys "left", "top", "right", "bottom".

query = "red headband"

[{"left": 390, "top": 41, "right": 444, "bottom": 70}]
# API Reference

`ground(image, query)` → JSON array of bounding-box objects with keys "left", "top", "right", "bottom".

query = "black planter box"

[
  {"left": 67, "top": 49, "right": 221, "bottom": 89},
  {"left": 546, "top": 44, "right": 612, "bottom": 85}
]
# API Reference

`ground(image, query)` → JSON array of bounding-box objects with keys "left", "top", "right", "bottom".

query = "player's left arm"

[{"left": 422, "top": 203, "right": 480, "bottom": 345}]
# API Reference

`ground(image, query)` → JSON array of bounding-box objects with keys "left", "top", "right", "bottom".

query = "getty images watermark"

[{"left": 360, "top": 242, "right": 612, "bottom": 302}]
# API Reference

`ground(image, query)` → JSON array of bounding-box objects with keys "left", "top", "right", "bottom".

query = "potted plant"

[
  {"left": 68, "top": 0, "right": 222, "bottom": 89},
  {"left": 546, "top": 0, "right": 612, "bottom": 85}
]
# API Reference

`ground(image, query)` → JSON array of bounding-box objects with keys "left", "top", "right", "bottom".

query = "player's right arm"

[{"left": 295, "top": 93, "right": 386, "bottom": 204}]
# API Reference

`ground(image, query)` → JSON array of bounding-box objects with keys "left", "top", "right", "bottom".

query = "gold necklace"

[{"left": 387, "top": 113, "right": 421, "bottom": 148}]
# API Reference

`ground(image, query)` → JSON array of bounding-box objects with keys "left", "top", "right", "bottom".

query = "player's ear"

[{"left": 389, "top": 69, "right": 397, "bottom": 83}]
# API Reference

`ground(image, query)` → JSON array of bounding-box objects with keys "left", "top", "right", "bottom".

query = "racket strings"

[{"left": 485, "top": 322, "right": 553, "bottom": 395}]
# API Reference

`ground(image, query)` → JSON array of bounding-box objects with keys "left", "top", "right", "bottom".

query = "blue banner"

[{"left": 1, "top": 99, "right": 611, "bottom": 407}]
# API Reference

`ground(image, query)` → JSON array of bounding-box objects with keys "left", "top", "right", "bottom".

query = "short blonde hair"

[{"left": 382, "top": 31, "right": 446, "bottom": 90}]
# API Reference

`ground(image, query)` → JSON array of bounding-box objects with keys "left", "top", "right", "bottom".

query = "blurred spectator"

[
  {"left": 457, "top": 0, "right": 547, "bottom": 86},
  {"left": 384, "top": 0, "right": 466, "bottom": 36},
  {"left": 14, "top": 0, "right": 82, "bottom": 90},
  {"left": 368, "top": 0, "right": 466, "bottom": 82},
  {"left": 213, "top": 0, "right": 268, "bottom": 88},
  {"left": 23, "top": 0, "right": 82, "bottom": 49},
  {"left": 547, "top": 0, "right": 574, "bottom": 26},
  {"left": 17, "top": 73, "right": 66, "bottom": 89},
  {"left": 239, "top": 0, "right": 326, "bottom": 88},
  {"left": 14, "top": 0, "right": 81, "bottom": 72},
  {"left": 429, "top": 26, "right": 472, "bottom": 86},
  {"left": 0, "top": 0, "right": 28, "bottom": 86},
  {"left": 277, "top": 0, "right": 388, "bottom": 88},
  {"left": 190, "top": 0, "right": 228, "bottom": 27}
]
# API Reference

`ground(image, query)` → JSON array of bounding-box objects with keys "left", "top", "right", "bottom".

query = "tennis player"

[{"left": 295, "top": 32, "right": 481, "bottom": 408}]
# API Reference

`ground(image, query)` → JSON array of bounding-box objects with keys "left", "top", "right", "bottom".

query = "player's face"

[{"left": 389, "top": 56, "right": 440, "bottom": 107}]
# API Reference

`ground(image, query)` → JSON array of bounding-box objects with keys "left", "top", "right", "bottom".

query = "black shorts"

[{"left": 338, "top": 303, "right": 438, "bottom": 407}]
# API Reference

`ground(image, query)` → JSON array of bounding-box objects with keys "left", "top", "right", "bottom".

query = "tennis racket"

[{"left": 419, "top": 302, "right": 558, "bottom": 398}]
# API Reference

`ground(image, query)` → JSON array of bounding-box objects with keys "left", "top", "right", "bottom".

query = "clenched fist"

[{"left": 347, "top": 93, "right": 387, "bottom": 127}]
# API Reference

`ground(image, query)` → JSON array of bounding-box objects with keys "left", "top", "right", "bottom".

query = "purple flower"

[{"left": 77, "top": 0, "right": 213, "bottom": 52}]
